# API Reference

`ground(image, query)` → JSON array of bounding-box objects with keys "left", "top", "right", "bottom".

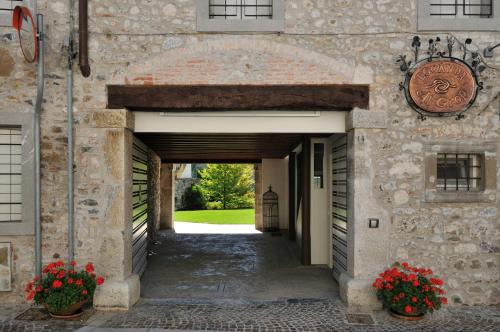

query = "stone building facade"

[{"left": 0, "top": 0, "right": 498, "bottom": 309}]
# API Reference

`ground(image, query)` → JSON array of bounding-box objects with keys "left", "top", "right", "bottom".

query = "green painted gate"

[{"left": 132, "top": 137, "right": 149, "bottom": 277}]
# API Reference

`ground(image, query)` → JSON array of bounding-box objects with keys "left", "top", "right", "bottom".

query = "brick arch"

[{"left": 112, "top": 37, "right": 356, "bottom": 85}]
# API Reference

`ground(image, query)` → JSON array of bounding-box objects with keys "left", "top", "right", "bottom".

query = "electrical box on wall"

[{"left": 0, "top": 242, "right": 12, "bottom": 291}]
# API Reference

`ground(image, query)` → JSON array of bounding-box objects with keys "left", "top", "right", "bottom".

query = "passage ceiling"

[{"left": 135, "top": 133, "right": 325, "bottom": 163}]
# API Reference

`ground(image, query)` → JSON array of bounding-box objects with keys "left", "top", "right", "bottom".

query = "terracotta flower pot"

[
  {"left": 389, "top": 307, "right": 425, "bottom": 321},
  {"left": 46, "top": 300, "right": 87, "bottom": 319}
]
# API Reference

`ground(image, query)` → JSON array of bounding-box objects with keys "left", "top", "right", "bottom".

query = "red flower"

[
  {"left": 67, "top": 278, "right": 74, "bottom": 284},
  {"left": 50, "top": 269, "right": 58, "bottom": 275},
  {"left": 35, "top": 285, "right": 43, "bottom": 293},
  {"left": 96, "top": 276, "right": 105, "bottom": 286},
  {"left": 85, "top": 262, "right": 94, "bottom": 273},
  {"left": 52, "top": 280, "right": 63, "bottom": 289},
  {"left": 34, "top": 275, "right": 41, "bottom": 281},
  {"left": 55, "top": 260, "right": 64, "bottom": 267},
  {"left": 70, "top": 260, "right": 77, "bottom": 267},
  {"left": 25, "top": 282, "right": 33, "bottom": 292},
  {"left": 57, "top": 270, "right": 66, "bottom": 279},
  {"left": 412, "top": 280, "right": 420, "bottom": 287},
  {"left": 26, "top": 291, "right": 35, "bottom": 301},
  {"left": 404, "top": 305, "right": 413, "bottom": 314},
  {"left": 75, "top": 279, "right": 83, "bottom": 286},
  {"left": 430, "top": 278, "right": 444, "bottom": 286},
  {"left": 411, "top": 296, "right": 418, "bottom": 303},
  {"left": 372, "top": 278, "right": 384, "bottom": 290},
  {"left": 401, "top": 262, "right": 409, "bottom": 268},
  {"left": 440, "top": 297, "right": 448, "bottom": 305},
  {"left": 82, "top": 289, "right": 88, "bottom": 295}
]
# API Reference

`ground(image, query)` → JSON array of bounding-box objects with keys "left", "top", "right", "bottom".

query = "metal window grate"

[
  {"left": 0, "top": 127, "right": 22, "bottom": 222},
  {"left": 437, "top": 153, "right": 482, "bottom": 192},
  {"left": 209, "top": 0, "right": 273, "bottom": 20},
  {"left": 430, "top": 0, "right": 493, "bottom": 18}
]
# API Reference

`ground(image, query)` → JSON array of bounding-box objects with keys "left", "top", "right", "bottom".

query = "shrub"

[
  {"left": 206, "top": 201, "right": 223, "bottom": 210},
  {"left": 372, "top": 262, "right": 447, "bottom": 315},
  {"left": 25, "top": 260, "right": 104, "bottom": 312},
  {"left": 182, "top": 185, "right": 206, "bottom": 210}
]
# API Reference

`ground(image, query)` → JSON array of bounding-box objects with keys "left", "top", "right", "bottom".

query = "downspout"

[
  {"left": 34, "top": 14, "right": 45, "bottom": 276},
  {"left": 67, "top": 36, "right": 75, "bottom": 262},
  {"left": 78, "top": 0, "right": 90, "bottom": 77},
  {"left": 67, "top": 0, "right": 76, "bottom": 262}
]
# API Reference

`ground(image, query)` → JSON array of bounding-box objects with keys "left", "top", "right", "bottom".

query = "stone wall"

[{"left": 0, "top": 0, "right": 498, "bottom": 305}]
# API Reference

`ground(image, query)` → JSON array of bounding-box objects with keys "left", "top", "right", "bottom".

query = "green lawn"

[{"left": 174, "top": 209, "right": 255, "bottom": 225}]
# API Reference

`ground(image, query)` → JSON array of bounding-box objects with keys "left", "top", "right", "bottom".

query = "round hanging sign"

[
  {"left": 408, "top": 60, "right": 477, "bottom": 114},
  {"left": 12, "top": 6, "right": 38, "bottom": 63}
]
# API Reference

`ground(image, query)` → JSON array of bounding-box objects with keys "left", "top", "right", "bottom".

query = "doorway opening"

[
  {"left": 174, "top": 163, "right": 257, "bottom": 234},
  {"left": 132, "top": 132, "right": 343, "bottom": 301}
]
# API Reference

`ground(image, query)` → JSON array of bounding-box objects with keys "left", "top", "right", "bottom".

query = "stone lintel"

[
  {"left": 82, "top": 109, "right": 134, "bottom": 130},
  {"left": 346, "top": 108, "right": 387, "bottom": 131},
  {"left": 93, "top": 274, "right": 140, "bottom": 310},
  {"left": 339, "top": 273, "right": 381, "bottom": 310}
]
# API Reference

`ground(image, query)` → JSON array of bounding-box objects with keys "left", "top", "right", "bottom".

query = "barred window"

[
  {"left": 197, "top": 0, "right": 284, "bottom": 32},
  {"left": 418, "top": 0, "right": 499, "bottom": 31},
  {"left": 0, "top": 128, "right": 22, "bottom": 222},
  {"left": 209, "top": 0, "right": 273, "bottom": 20},
  {"left": 430, "top": 0, "right": 493, "bottom": 18},
  {"left": 437, "top": 153, "right": 482, "bottom": 192}
]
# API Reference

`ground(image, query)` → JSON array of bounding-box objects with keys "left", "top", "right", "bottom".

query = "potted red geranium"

[
  {"left": 372, "top": 262, "right": 447, "bottom": 320},
  {"left": 25, "top": 260, "right": 104, "bottom": 318}
]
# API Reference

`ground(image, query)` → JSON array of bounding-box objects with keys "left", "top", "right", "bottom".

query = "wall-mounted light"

[{"left": 484, "top": 43, "right": 500, "bottom": 57}]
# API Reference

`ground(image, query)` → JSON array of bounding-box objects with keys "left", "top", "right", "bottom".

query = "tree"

[{"left": 195, "top": 164, "right": 255, "bottom": 210}]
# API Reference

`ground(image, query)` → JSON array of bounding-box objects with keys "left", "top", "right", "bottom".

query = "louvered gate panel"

[
  {"left": 332, "top": 135, "right": 348, "bottom": 282},
  {"left": 132, "top": 137, "right": 149, "bottom": 277}
]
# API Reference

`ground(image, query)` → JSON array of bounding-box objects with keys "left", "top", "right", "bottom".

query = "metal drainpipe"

[
  {"left": 67, "top": 1, "right": 76, "bottom": 262},
  {"left": 34, "top": 14, "right": 45, "bottom": 276},
  {"left": 67, "top": 41, "right": 75, "bottom": 262},
  {"left": 78, "top": 0, "right": 90, "bottom": 77}
]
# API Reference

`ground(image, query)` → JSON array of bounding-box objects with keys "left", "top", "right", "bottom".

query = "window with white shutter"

[
  {"left": 418, "top": 0, "right": 500, "bottom": 31},
  {"left": 0, "top": 0, "right": 34, "bottom": 27},
  {"left": 197, "top": 0, "right": 284, "bottom": 32},
  {"left": 0, "top": 113, "right": 34, "bottom": 236},
  {"left": 0, "top": 128, "right": 22, "bottom": 223}
]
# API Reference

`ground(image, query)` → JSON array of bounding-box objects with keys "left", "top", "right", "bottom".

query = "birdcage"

[{"left": 263, "top": 186, "right": 279, "bottom": 232}]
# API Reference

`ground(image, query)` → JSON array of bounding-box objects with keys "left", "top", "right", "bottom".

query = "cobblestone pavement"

[{"left": 1, "top": 299, "right": 499, "bottom": 332}]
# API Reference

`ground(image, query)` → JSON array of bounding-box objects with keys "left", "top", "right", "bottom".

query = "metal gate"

[
  {"left": 132, "top": 137, "right": 149, "bottom": 277},
  {"left": 331, "top": 135, "right": 348, "bottom": 282}
]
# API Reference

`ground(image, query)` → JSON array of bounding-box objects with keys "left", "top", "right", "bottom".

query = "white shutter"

[
  {"left": 0, "top": 0, "right": 34, "bottom": 27},
  {"left": 0, "top": 128, "right": 22, "bottom": 223}
]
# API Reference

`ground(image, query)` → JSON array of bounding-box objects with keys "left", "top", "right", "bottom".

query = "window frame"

[
  {"left": 424, "top": 141, "right": 497, "bottom": 203},
  {"left": 196, "top": 0, "right": 285, "bottom": 32},
  {"left": 418, "top": 0, "right": 500, "bottom": 31},
  {"left": 0, "top": 0, "right": 35, "bottom": 27},
  {"left": 0, "top": 112, "right": 35, "bottom": 235}
]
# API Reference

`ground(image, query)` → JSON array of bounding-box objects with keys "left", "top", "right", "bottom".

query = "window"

[
  {"left": 0, "top": 112, "right": 34, "bottom": 235},
  {"left": 424, "top": 141, "right": 496, "bottom": 203},
  {"left": 0, "top": 0, "right": 33, "bottom": 27},
  {"left": 0, "top": 128, "right": 22, "bottom": 222},
  {"left": 437, "top": 153, "right": 482, "bottom": 191},
  {"left": 197, "top": 0, "right": 284, "bottom": 32},
  {"left": 313, "top": 143, "right": 324, "bottom": 189},
  {"left": 430, "top": 0, "right": 493, "bottom": 18},
  {"left": 418, "top": 0, "right": 500, "bottom": 31},
  {"left": 209, "top": 0, "right": 273, "bottom": 20}
]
